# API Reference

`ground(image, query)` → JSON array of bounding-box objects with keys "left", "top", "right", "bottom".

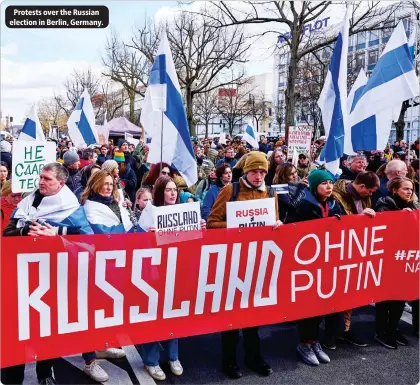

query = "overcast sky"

[{"left": 1, "top": 0, "right": 351, "bottom": 124}]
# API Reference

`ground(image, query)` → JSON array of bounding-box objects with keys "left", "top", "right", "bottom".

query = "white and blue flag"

[
  {"left": 19, "top": 105, "right": 45, "bottom": 141},
  {"left": 67, "top": 89, "right": 98, "bottom": 149},
  {"left": 317, "top": 7, "right": 350, "bottom": 175},
  {"left": 141, "top": 31, "right": 197, "bottom": 187},
  {"left": 348, "top": 21, "right": 419, "bottom": 152},
  {"left": 243, "top": 121, "right": 259, "bottom": 149}
]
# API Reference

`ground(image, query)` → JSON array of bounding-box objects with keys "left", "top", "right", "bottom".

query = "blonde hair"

[{"left": 80, "top": 170, "right": 119, "bottom": 204}]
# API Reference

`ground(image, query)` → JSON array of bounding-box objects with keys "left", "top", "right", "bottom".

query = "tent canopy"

[{"left": 107, "top": 117, "right": 142, "bottom": 137}]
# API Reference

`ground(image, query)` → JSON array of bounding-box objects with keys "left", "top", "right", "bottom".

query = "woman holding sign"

[
  {"left": 374, "top": 177, "right": 419, "bottom": 349},
  {"left": 285, "top": 169, "right": 343, "bottom": 367},
  {"left": 142, "top": 175, "right": 206, "bottom": 381}
]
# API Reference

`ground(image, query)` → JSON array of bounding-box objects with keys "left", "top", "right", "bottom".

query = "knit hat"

[
  {"left": 243, "top": 151, "right": 268, "bottom": 174},
  {"left": 63, "top": 151, "right": 80, "bottom": 166},
  {"left": 0, "top": 140, "right": 11, "bottom": 153},
  {"left": 308, "top": 169, "right": 333, "bottom": 193},
  {"left": 102, "top": 159, "right": 118, "bottom": 173},
  {"left": 114, "top": 151, "right": 125, "bottom": 163}
]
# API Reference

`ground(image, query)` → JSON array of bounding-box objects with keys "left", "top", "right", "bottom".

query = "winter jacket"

[
  {"left": 201, "top": 184, "right": 223, "bottom": 220},
  {"left": 216, "top": 157, "right": 237, "bottom": 168},
  {"left": 1, "top": 196, "right": 15, "bottom": 234},
  {"left": 375, "top": 195, "right": 420, "bottom": 212},
  {"left": 339, "top": 167, "right": 359, "bottom": 181},
  {"left": 197, "top": 158, "right": 215, "bottom": 181},
  {"left": 285, "top": 188, "right": 343, "bottom": 224},
  {"left": 97, "top": 154, "right": 111, "bottom": 166},
  {"left": 74, "top": 165, "right": 99, "bottom": 202},
  {"left": 206, "top": 148, "right": 220, "bottom": 165},
  {"left": 0, "top": 152, "right": 12, "bottom": 171},
  {"left": 297, "top": 163, "right": 317, "bottom": 179},
  {"left": 277, "top": 182, "right": 306, "bottom": 222},
  {"left": 333, "top": 179, "right": 372, "bottom": 215},
  {"left": 207, "top": 177, "right": 279, "bottom": 229},
  {"left": 79, "top": 159, "right": 91, "bottom": 169},
  {"left": 196, "top": 178, "right": 215, "bottom": 202},
  {"left": 371, "top": 175, "right": 389, "bottom": 208},
  {"left": 119, "top": 164, "right": 137, "bottom": 203},
  {"left": 65, "top": 167, "right": 82, "bottom": 193},
  {"left": 259, "top": 143, "right": 269, "bottom": 154}
]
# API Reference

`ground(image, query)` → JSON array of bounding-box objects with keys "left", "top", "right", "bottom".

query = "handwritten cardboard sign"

[{"left": 12, "top": 141, "right": 56, "bottom": 193}]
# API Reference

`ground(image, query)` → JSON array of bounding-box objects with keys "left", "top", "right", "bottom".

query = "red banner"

[{"left": 1, "top": 211, "right": 419, "bottom": 368}]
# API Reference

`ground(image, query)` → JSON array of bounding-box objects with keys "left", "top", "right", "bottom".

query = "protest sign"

[
  {"left": 1, "top": 210, "right": 418, "bottom": 368},
  {"left": 12, "top": 140, "right": 56, "bottom": 193},
  {"left": 287, "top": 125, "right": 312, "bottom": 157},
  {"left": 153, "top": 201, "right": 201, "bottom": 234},
  {"left": 125, "top": 132, "right": 139, "bottom": 147},
  {"left": 226, "top": 198, "right": 276, "bottom": 228},
  {"left": 271, "top": 184, "right": 289, "bottom": 194},
  {"left": 96, "top": 124, "right": 110, "bottom": 145}
]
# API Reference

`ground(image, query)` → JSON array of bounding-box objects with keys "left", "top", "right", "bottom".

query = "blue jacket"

[
  {"left": 201, "top": 184, "right": 223, "bottom": 220},
  {"left": 277, "top": 182, "right": 307, "bottom": 222},
  {"left": 216, "top": 157, "right": 237, "bottom": 168},
  {"left": 97, "top": 154, "right": 111, "bottom": 166},
  {"left": 259, "top": 143, "right": 269, "bottom": 154},
  {"left": 285, "top": 188, "right": 343, "bottom": 224}
]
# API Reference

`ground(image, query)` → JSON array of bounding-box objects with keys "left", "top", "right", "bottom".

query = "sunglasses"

[{"left": 161, "top": 171, "right": 170, "bottom": 176}]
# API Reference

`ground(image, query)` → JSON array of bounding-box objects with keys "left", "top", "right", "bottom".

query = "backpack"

[{"left": 229, "top": 181, "right": 275, "bottom": 202}]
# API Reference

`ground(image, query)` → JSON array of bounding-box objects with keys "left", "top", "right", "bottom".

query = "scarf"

[
  {"left": 346, "top": 183, "right": 364, "bottom": 214},
  {"left": 89, "top": 192, "right": 114, "bottom": 206}
]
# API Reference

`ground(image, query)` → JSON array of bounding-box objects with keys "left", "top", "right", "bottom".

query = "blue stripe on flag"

[
  {"left": 150, "top": 54, "right": 167, "bottom": 85},
  {"left": 350, "top": 84, "right": 365, "bottom": 113},
  {"left": 355, "top": 44, "right": 414, "bottom": 105},
  {"left": 77, "top": 110, "right": 97, "bottom": 145},
  {"left": 246, "top": 125, "right": 256, "bottom": 139},
  {"left": 164, "top": 70, "right": 195, "bottom": 162},
  {"left": 324, "top": 33, "right": 345, "bottom": 163},
  {"left": 21, "top": 118, "right": 36, "bottom": 138},
  {"left": 351, "top": 115, "right": 377, "bottom": 151}
]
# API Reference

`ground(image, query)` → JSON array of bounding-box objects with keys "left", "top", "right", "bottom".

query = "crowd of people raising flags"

[{"left": 0, "top": 133, "right": 419, "bottom": 384}]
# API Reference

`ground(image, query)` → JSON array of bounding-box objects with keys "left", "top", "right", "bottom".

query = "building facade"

[{"left": 273, "top": 3, "right": 419, "bottom": 144}]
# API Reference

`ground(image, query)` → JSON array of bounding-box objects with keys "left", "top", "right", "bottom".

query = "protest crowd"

[{"left": 1, "top": 132, "right": 419, "bottom": 384}]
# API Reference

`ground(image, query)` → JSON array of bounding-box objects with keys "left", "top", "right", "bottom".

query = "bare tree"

[
  {"left": 54, "top": 68, "right": 102, "bottom": 117},
  {"left": 217, "top": 85, "right": 252, "bottom": 135},
  {"left": 37, "top": 97, "right": 68, "bottom": 132},
  {"left": 194, "top": 88, "right": 219, "bottom": 138},
  {"left": 102, "top": 30, "right": 152, "bottom": 123},
  {"left": 197, "top": 1, "right": 408, "bottom": 140},
  {"left": 131, "top": 11, "right": 249, "bottom": 136}
]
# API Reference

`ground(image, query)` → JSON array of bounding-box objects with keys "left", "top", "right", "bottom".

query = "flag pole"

[{"left": 160, "top": 111, "right": 164, "bottom": 172}]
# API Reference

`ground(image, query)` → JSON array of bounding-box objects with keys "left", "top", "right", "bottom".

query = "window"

[
  {"left": 356, "top": 32, "right": 366, "bottom": 50},
  {"left": 269, "top": 123, "right": 272, "bottom": 128},
  {"left": 368, "top": 49, "right": 378, "bottom": 70},
  {"left": 355, "top": 52, "right": 365, "bottom": 70},
  {"left": 347, "top": 55, "right": 354, "bottom": 71},
  {"left": 268, "top": 108, "right": 272, "bottom": 116},
  {"left": 369, "top": 30, "right": 379, "bottom": 47},
  {"left": 348, "top": 34, "right": 355, "bottom": 52}
]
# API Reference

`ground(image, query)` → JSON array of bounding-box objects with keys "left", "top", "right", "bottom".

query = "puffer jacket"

[
  {"left": 206, "top": 148, "right": 220, "bottom": 165},
  {"left": 207, "top": 177, "right": 279, "bottom": 229},
  {"left": 286, "top": 188, "right": 343, "bottom": 224},
  {"left": 333, "top": 179, "right": 371, "bottom": 215}
]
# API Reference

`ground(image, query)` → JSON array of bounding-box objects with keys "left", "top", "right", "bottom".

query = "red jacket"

[{"left": 1, "top": 197, "right": 16, "bottom": 234}]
